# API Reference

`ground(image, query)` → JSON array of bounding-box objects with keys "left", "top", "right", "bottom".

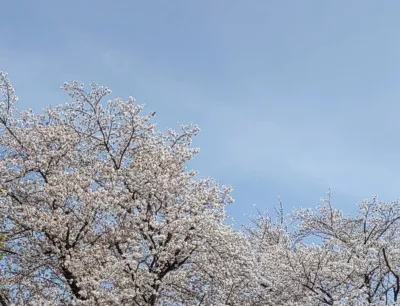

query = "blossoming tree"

[
  {"left": 0, "top": 72, "right": 263, "bottom": 305},
  {"left": 248, "top": 193, "right": 400, "bottom": 305},
  {"left": 2, "top": 71, "right": 400, "bottom": 305}
]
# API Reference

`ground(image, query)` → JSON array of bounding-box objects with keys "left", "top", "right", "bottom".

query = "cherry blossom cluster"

[{"left": 1, "top": 72, "right": 400, "bottom": 305}]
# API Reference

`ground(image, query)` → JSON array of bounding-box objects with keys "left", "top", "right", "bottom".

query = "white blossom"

[{"left": 1, "top": 72, "right": 400, "bottom": 305}]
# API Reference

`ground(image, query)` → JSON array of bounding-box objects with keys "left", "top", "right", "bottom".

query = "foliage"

[
  {"left": 1, "top": 72, "right": 400, "bottom": 305},
  {"left": 0, "top": 72, "right": 254, "bottom": 305},
  {"left": 246, "top": 193, "right": 400, "bottom": 305}
]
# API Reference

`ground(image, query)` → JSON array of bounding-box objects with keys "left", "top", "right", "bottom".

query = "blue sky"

[{"left": 2, "top": 1, "right": 400, "bottom": 222}]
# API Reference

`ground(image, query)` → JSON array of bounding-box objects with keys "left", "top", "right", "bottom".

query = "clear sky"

[{"left": 2, "top": 1, "right": 400, "bottom": 222}]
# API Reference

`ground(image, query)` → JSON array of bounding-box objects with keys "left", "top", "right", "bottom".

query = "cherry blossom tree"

[
  {"left": 3, "top": 71, "right": 400, "bottom": 305},
  {"left": 292, "top": 194, "right": 400, "bottom": 304},
  {"left": 247, "top": 193, "right": 400, "bottom": 305},
  {"left": 0, "top": 72, "right": 257, "bottom": 305},
  {"left": 244, "top": 206, "right": 316, "bottom": 305}
]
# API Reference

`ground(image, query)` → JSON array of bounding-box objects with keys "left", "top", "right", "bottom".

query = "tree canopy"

[{"left": 1, "top": 72, "right": 400, "bottom": 305}]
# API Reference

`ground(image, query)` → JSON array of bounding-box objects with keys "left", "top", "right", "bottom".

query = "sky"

[{"left": 2, "top": 1, "right": 400, "bottom": 223}]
